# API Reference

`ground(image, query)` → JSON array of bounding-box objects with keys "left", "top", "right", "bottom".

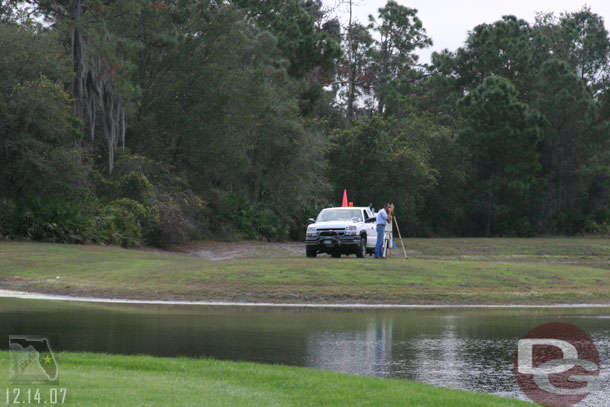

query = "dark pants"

[{"left": 375, "top": 224, "right": 385, "bottom": 258}]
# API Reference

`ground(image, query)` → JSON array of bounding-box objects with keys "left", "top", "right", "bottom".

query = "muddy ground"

[{"left": 176, "top": 240, "right": 305, "bottom": 260}]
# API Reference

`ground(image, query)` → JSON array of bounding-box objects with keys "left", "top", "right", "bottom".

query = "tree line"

[{"left": 0, "top": 0, "right": 608, "bottom": 246}]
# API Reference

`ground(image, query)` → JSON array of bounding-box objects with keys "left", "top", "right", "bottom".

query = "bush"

[
  {"left": 206, "top": 191, "right": 287, "bottom": 241},
  {"left": 0, "top": 198, "right": 15, "bottom": 237},
  {"left": 10, "top": 196, "right": 95, "bottom": 243},
  {"left": 289, "top": 205, "right": 325, "bottom": 240},
  {"left": 146, "top": 191, "right": 206, "bottom": 248},
  {"left": 96, "top": 198, "right": 158, "bottom": 248},
  {"left": 91, "top": 156, "right": 210, "bottom": 247},
  {"left": 584, "top": 209, "right": 610, "bottom": 236},
  {"left": 118, "top": 172, "right": 155, "bottom": 205}
]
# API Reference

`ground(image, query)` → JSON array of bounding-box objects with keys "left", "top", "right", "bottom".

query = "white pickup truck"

[{"left": 305, "top": 206, "right": 378, "bottom": 258}]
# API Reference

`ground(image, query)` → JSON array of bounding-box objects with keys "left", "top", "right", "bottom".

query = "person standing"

[{"left": 375, "top": 203, "right": 392, "bottom": 259}]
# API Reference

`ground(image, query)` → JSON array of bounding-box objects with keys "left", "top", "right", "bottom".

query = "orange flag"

[{"left": 342, "top": 190, "right": 348, "bottom": 207}]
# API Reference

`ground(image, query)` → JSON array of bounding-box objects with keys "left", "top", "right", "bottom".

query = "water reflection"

[
  {"left": 305, "top": 316, "right": 393, "bottom": 377},
  {"left": 1, "top": 298, "right": 609, "bottom": 405}
]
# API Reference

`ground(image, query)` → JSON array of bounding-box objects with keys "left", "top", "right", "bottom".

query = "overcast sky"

[{"left": 323, "top": 0, "right": 610, "bottom": 64}]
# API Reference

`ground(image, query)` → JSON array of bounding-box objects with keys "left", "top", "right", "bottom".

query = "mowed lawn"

[
  {"left": 0, "top": 352, "right": 534, "bottom": 407},
  {"left": 0, "top": 238, "right": 609, "bottom": 304}
]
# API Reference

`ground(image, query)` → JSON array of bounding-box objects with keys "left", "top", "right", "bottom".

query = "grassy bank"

[
  {"left": 0, "top": 238, "right": 609, "bottom": 304},
  {"left": 0, "top": 352, "right": 533, "bottom": 406}
]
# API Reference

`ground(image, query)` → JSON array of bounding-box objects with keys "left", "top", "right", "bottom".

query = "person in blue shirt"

[{"left": 375, "top": 203, "right": 392, "bottom": 259}]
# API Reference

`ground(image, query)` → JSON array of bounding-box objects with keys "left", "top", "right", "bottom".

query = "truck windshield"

[{"left": 317, "top": 209, "right": 363, "bottom": 222}]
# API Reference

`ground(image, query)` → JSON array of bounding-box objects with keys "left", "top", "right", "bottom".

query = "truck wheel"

[
  {"left": 306, "top": 246, "right": 317, "bottom": 258},
  {"left": 356, "top": 236, "right": 366, "bottom": 258},
  {"left": 331, "top": 252, "right": 341, "bottom": 258}
]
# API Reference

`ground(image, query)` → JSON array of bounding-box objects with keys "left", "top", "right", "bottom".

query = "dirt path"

[{"left": 176, "top": 240, "right": 304, "bottom": 260}]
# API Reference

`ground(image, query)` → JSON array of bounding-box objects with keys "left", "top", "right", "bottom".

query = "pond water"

[{"left": 1, "top": 297, "right": 609, "bottom": 405}]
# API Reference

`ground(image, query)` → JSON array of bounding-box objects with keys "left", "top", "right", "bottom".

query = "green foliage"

[
  {"left": 0, "top": 198, "right": 16, "bottom": 237},
  {"left": 233, "top": 0, "right": 341, "bottom": 79},
  {"left": 454, "top": 16, "right": 536, "bottom": 95},
  {"left": 129, "top": 4, "right": 329, "bottom": 237},
  {"left": 418, "top": 125, "right": 469, "bottom": 235},
  {"left": 533, "top": 59, "right": 596, "bottom": 231},
  {"left": 96, "top": 198, "right": 154, "bottom": 248},
  {"left": 10, "top": 197, "right": 95, "bottom": 243},
  {"left": 538, "top": 7, "right": 610, "bottom": 88},
  {"left": 584, "top": 210, "right": 610, "bottom": 236},
  {"left": 118, "top": 172, "right": 155, "bottom": 205},
  {"left": 207, "top": 192, "right": 287, "bottom": 241},
  {"left": 1, "top": 1, "right": 609, "bottom": 243},
  {"left": 368, "top": 0, "right": 432, "bottom": 114},
  {"left": 92, "top": 156, "right": 205, "bottom": 247},
  {"left": 420, "top": 8, "right": 610, "bottom": 236},
  {"left": 458, "top": 76, "right": 544, "bottom": 235},
  {"left": 147, "top": 191, "right": 206, "bottom": 248},
  {"left": 0, "top": 22, "right": 87, "bottom": 199},
  {"left": 329, "top": 114, "right": 438, "bottom": 232}
]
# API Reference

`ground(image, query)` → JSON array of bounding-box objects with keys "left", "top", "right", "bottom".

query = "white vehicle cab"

[{"left": 305, "top": 206, "right": 377, "bottom": 258}]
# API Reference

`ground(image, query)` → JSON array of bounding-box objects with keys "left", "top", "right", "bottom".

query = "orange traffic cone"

[{"left": 342, "top": 190, "right": 348, "bottom": 207}]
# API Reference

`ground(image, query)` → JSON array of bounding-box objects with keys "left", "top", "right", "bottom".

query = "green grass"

[
  {"left": 0, "top": 238, "right": 609, "bottom": 304},
  {"left": 0, "top": 352, "right": 534, "bottom": 407}
]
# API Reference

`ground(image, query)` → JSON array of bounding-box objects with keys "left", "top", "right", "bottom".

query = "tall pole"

[{"left": 393, "top": 216, "right": 408, "bottom": 259}]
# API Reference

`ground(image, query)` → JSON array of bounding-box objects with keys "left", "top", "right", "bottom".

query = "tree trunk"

[
  {"left": 71, "top": 0, "right": 85, "bottom": 147},
  {"left": 376, "top": 39, "right": 390, "bottom": 115},
  {"left": 346, "top": 0, "right": 354, "bottom": 124},
  {"left": 486, "top": 176, "right": 493, "bottom": 236}
]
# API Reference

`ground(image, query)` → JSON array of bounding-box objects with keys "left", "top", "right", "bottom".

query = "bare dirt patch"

[{"left": 176, "top": 240, "right": 304, "bottom": 260}]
